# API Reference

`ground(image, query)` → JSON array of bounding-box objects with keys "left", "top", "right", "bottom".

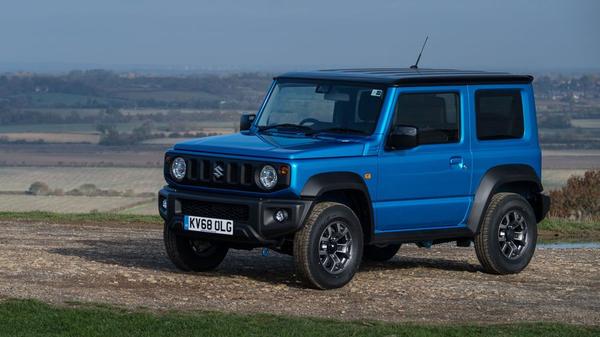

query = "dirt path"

[{"left": 0, "top": 221, "right": 598, "bottom": 325}]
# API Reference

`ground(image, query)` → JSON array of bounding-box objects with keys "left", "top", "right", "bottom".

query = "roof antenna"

[{"left": 410, "top": 36, "right": 429, "bottom": 69}]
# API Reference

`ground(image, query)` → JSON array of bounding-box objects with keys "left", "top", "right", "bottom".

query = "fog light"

[
  {"left": 273, "top": 209, "right": 288, "bottom": 223},
  {"left": 161, "top": 199, "right": 167, "bottom": 210}
]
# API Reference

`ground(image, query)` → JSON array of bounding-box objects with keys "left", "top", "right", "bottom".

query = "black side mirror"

[
  {"left": 240, "top": 114, "right": 256, "bottom": 131},
  {"left": 387, "top": 125, "right": 418, "bottom": 150}
]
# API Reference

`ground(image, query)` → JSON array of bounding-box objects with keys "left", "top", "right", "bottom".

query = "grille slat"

[{"left": 180, "top": 199, "right": 249, "bottom": 222}]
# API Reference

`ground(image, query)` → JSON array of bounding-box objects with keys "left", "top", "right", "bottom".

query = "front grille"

[
  {"left": 189, "top": 158, "right": 255, "bottom": 186},
  {"left": 180, "top": 199, "right": 250, "bottom": 222},
  {"left": 165, "top": 153, "right": 290, "bottom": 192}
]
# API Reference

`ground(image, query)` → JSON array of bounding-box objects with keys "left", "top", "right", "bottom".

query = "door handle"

[{"left": 449, "top": 156, "right": 467, "bottom": 169}]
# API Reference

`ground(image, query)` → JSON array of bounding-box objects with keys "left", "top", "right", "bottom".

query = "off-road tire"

[
  {"left": 474, "top": 193, "right": 537, "bottom": 274},
  {"left": 164, "top": 222, "right": 229, "bottom": 272},
  {"left": 293, "top": 202, "right": 363, "bottom": 289},
  {"left": 363, "top": 244, "right": 401, "bottom": 262}
]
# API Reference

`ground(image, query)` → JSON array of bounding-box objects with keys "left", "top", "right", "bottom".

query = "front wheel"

[
  {"left": 474, "top": 193, "right": 537, "bottom": 274},
  {"left": 293, "top": 202, "right": 363, "bottom": 289},
  {"left": 164, "top": 223, "right": 229, "bottom": 272}
]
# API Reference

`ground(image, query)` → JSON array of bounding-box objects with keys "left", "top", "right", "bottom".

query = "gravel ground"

[{"left": 0, "top": 221, "right": 599, "bottom": 325}]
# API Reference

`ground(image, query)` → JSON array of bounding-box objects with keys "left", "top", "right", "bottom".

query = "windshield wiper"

[
  {"left": 307, "top": 127, "right": 368, "bottom": 136},
  {"left": 258, "top": 123, "right": 313, "bottom": 133}
]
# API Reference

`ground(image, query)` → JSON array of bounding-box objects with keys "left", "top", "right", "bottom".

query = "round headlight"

[
  {"left": 171, "top": 157, "right": 187, "bottom": 181},
  {"left": 258, "top": 165, "right": 278, "bottom": 189}
]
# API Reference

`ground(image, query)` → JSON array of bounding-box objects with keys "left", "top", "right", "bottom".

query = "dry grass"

[
  {"left": 542, "top": 169, "right": 588, "bottom": 190},
  {"left": 549, "top": 170, "right": 600, "bottom": 221}
]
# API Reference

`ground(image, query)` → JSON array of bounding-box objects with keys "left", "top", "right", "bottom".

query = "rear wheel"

[
  {"left": 363, "top": 244, "right": 401, "bottom": 262},
  {"left": 474, "top": 193, "right": 537, "bottom": 274},
  {"left": 164, "top": 223, "right": 229, "bottom": 271},
  {"left": 293, "top": 202, "right": 363, "bottom": 289}
]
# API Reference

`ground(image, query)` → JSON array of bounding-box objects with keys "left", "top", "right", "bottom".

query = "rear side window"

[
  {"left": 476, "top": 90, "right": 524, "bottom": 140},
  {"left": 393, "top": 92, "right": 460, "bottom": 145}
]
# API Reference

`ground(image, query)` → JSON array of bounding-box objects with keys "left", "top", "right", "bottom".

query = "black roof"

[{"left": 275, "top": 68, "right": 533, "bottom": 86}]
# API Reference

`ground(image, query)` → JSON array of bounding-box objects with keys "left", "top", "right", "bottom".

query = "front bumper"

[{"left": 158, "top": 187, "right": 312, "bottom": 245}]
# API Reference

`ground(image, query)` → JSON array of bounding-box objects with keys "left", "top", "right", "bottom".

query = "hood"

[{"left": 173, "top": 132, "right": 366, "bottom": 160}]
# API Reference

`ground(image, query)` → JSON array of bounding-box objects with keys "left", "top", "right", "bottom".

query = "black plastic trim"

[
  {"left": 371, "top": 227, "right": 473, "bottom": 244},
  {"left": 301, "top": 172, "right": 370, "bottom": 198},
  {"left": 466, "top": 164, "right": 543, "bottom": 234},
  {"left": 275, "top": 69, "right": 533, "bottom": 87}
]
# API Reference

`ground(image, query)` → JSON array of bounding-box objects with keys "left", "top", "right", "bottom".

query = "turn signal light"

[{"left": 279, "top": 165, "right": 290, "bottom": 176}]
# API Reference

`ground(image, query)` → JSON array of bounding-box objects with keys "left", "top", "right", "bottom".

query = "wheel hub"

[
  {"left": 318, "top": 221, "right": 353, "bottom": 275},
  {"left": 497, "top": 210, "right": 529, "bottom": 260},
  {"left": 326, "top": 239, "right": 338, "bottom": 254},
  {"left": 505, "top": 227, "right": 515, "bottom": 241}
]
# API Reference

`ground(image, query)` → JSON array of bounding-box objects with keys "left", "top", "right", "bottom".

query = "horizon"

[{"left": 2, "top": 62, "right": 600, "bottom": 77}]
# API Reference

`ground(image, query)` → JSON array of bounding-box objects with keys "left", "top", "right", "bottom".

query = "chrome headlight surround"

[
  {"left": 257, "top": 165, "right": 278, "bottom": 190},
  {"left": 170, "top": 157, "right": 187, "bottom": 181}
]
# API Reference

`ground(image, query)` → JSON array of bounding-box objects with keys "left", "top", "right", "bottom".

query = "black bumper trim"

[{"left": 158, "top": 187, "right": 312, "bottom": 245}]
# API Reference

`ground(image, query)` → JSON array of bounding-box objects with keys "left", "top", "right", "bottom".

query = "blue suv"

[{"left": 159, "top": 68, "right": 551, "bottom": 289}]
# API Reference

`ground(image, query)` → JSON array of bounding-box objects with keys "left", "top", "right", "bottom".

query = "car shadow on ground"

[
  {"left": 48, "top": 238, "right": 480, "bottom": 288},
  {"left": 361, "top": 256, "right": 481, "bottom": 273}
]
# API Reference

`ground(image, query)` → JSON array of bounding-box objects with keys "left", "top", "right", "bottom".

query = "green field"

[{"left": 0, "top": 299, "right": 597, "bottom": 337}]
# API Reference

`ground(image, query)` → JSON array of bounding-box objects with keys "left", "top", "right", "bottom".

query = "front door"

[{"left": 375, "top": 87, "right": 472, "bottom": 233}]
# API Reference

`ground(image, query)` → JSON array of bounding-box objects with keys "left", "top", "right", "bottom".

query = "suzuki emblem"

[{"left": 213, "top": 164, "right": 225, "bottom": 179}]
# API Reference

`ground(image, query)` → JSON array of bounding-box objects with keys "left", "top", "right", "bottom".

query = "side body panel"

[{"left": 374, "top": 86, "right": 473, "bottom": 233}]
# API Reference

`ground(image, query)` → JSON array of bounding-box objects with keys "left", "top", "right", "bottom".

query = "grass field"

[
  {"left": 117, "top": 199, "right": 158, "bottom": 215},
  {"left": 0, "top": 210, "right": 160, "bottom": 225},
  {"left": 0, "top": 122, "right": 140, "bottom": 133},
  {"left": 571, "top": 119, "right": 600, "bottom": 128},
  {"left": 0, "top": 132, "right": 100, "bottom": 143},
  {"left": 0, "top": 195, "right": 153, "bottom": 213},
  {"left": 0, "top": 299, "right": 597, "bottom": 337},
  {"left": 0, "top": 167, "right": 163, "bottom": 193}
]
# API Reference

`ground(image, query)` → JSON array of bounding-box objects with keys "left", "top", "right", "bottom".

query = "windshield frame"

[{"left": 252, "top": 79, "right": 388, "bottom": 137}]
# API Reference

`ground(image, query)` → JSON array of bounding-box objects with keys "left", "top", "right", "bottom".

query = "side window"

[
  {"left": 393, "top": 92, "right": 460, "bottom": 145},
  {"left": 475, "top": 90, "right": 524, "bottom": 140}
]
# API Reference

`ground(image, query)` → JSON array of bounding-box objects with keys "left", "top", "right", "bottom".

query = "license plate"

[{"left": 183, "top": 215, "right": 234, "bottom": 236}]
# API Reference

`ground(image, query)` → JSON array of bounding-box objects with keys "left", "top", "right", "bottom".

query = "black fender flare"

[
  {"left": 301, "top": 172, "right": 370, "bottom": 198},
  {"left": 466, "top": 164, "right": 542, "bottom": 234},
  {"left": 301, "top": 172, "right": 375, "bottom": 240}
]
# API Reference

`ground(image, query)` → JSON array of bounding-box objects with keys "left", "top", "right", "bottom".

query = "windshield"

[{"left": 256, "top": 81, "right": 386, "bottom": 135}]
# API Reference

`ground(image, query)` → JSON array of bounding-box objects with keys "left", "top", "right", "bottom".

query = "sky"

[{"left": 0, "top": 0, "right": 598, "bottom": 73}]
